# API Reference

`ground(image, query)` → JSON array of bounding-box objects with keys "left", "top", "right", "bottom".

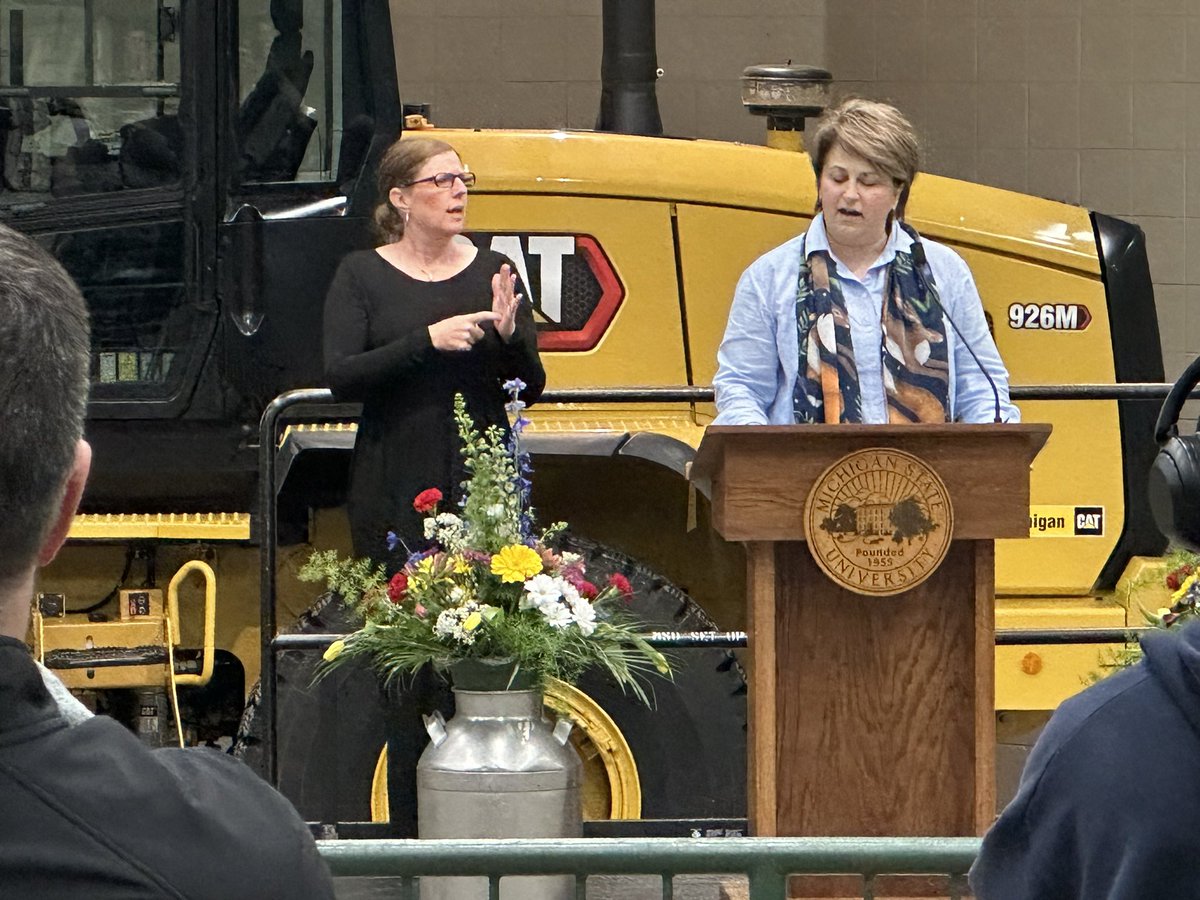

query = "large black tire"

[
  {"left": 234, "top": 535, "right": 746, "bottom": 830},
  {"left": 234, "top": 592, "right": 403, "bottom": 828},
  {"left": 561, "top": 535, "right": 746, "bottom": 819}
]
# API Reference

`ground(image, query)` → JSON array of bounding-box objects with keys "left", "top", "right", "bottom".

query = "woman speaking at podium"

[{"left": 713, "top": 98, "right": 1019, "bottom": 427}]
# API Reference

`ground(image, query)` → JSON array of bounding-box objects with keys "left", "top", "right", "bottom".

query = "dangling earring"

[{"left": 402, "top": 209, "right": 409, "bottom": 226}]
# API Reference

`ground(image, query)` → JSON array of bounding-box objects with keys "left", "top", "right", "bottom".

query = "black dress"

[{"left": 323, "top": 247, "right": 545, "bottom": 567}]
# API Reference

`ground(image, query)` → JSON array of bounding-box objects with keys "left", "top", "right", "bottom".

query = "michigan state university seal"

[{"left": 803, "top": 448, "right": 954, "bottom": 597}]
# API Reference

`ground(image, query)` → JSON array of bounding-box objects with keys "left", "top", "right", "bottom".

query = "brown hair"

[
  {"left": 810, "top": 98, "right": 920, "bottom": 220},
  {"left": 373, "top": 136, "right": 459, "bottom": 243}
]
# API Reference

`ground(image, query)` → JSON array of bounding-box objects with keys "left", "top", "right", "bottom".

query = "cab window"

[
  {"left": 0, "top": 0, "right": 182, "bottom": 202},
  {"left": 46, "top": 221, "right": 190, "bottom": 400},
  {"left": 237, "top": 0, "right": 343, "bottom": 184}
]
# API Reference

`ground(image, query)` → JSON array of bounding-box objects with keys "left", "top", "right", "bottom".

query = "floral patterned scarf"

[{"left": 792, "top": 231, "right": 950, "bottom": 424}]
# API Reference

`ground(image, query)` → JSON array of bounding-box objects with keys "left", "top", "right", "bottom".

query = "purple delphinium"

[{"left": 502, "top": 379, "right": 535, "bottom": 541}]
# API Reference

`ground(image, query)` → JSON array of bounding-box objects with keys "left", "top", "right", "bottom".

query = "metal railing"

[
  {"left": 274, "top": 626, "right": 1148, "bottom": 655},
  {"left": 319, "top": 836, "right": 982, "bottom": 900},
  {"left": 260, "top": 389, "right": 332, "bottom": 784},
  {"left": 257, "top": 382, "right": 1176, "bottom": 785},
  {"left": 536, "top": 383, "right": 1192, "bottom": 403}
]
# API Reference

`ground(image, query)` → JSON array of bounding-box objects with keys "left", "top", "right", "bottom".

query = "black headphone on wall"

[{"left": 1149, "top": 355, "right": 1200, "bottom": 551}]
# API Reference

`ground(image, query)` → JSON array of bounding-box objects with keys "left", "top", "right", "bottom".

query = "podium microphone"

[{"left": 906, "top": 229, "right": 1004, "bottom": 424}]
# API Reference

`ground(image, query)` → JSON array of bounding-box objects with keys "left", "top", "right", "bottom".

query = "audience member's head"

[{"left": 0, "top": 224, "right": 90, "bottom": 613}]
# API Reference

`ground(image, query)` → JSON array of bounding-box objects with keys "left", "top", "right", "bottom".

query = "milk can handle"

[
  {"left": 424, "top": 710, "right": 448, "bottom": 746},
  {"left": 552, "top": 717, "right": 574, "bottom": 746}
]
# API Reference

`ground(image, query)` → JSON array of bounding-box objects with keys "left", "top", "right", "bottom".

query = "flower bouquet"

[
  {"left": 1144, "top": 552, "right": 1200, "bottom": 640},
  {"left": 299, "top": 380, "right": 671, "bottom": 701},
  {"left": 1091, "top": 551, "right": 1200, "bottom": 677}
]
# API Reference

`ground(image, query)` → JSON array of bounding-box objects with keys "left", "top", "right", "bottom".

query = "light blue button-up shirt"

[{"left": 713, "top": 214, "right": 1020, "bottom": 425}]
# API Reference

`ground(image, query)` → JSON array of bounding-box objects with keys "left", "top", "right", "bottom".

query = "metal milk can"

[{"left": 417, "top": 688, "right": 582, "bottom": 900}]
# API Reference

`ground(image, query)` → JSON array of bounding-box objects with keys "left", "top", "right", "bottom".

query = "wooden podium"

[{"left": 691, "top": 424, "right": 1050, "bottom": 839}]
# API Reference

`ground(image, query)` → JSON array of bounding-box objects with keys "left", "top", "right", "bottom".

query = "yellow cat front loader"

[{"left": 6, "top": 0, "right": 1171, "bottom": 834}]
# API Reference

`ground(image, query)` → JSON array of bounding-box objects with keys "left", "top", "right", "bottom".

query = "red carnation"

[
  {"left": 607, "top": 573, "right": 633, "bottom": 600},
  {"left": 413, "top": 488, "right": 443, "bottom": 514},
  {"left": 387, "top": 572, "right": 408, "bottom": 602},
  {"left": 562, "top": 569, "right": 596, "bottom": 599},
  {"left": 1166, "top": 563, "right": 1195, "bottom": 592}
]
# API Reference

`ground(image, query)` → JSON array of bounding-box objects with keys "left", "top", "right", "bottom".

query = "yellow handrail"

[{"left": 167, "top": 560, "right": 216, "bottom": 687}]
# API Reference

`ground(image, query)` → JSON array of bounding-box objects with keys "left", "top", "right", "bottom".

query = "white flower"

[
  {"left": 485, "top": 503, "right": 505, "bottom": 519},
  {"left": 539, "top": 601, "right": 573, "bottom": 630},
  {"left": 560, "top": 552, "right": 582, "bottom": 566},
  {"left": 425, "top": 513, "right": 467, "bottom": 551},
  {"left": 449, "top": 586, "right": 465, "bottom": 603},
  {"left": 434, "top": 609, "right": 473, "bottom": 645},
  {"left": 523, "top": 573, "right": 561, "bottom": 610},
  {"left": 559, "top": 580, "right": 580, "bottom": 605},
  {"left": 433, "top": 599, "right": 484, "bottom": 646},
  {"left": 567, "top": 594, "right": 597, "bottom": 636}
]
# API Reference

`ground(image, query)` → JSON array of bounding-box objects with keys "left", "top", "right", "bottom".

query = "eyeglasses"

[{"left": 403, "top": 171, "right": 476, "bottom": 189}]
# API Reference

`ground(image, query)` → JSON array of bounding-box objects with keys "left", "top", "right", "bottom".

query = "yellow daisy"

[
  {"left": 1171, "top": 572, "right": 1198, "bottom": 604},
  {"left": 491, "top": 544, "right": 543, "bottom": 583}
]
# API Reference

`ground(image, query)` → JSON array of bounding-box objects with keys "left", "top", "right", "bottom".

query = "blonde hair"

[
  {"left": 810, "top": 98, "right": 920, "bottom": 219},
  {"left": 372, "top": 136, "right": 459, "bottom": 243}
]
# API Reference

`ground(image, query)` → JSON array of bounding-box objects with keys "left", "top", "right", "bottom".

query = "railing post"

[
  {"left": 257, "top": 387, "right": 335, "bottom": 786},
  {"left": 746, "top": 860, "right": 788, "bottom": 900}
]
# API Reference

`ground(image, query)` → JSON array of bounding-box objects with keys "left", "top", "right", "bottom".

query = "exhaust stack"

[
  {"left": 741, "top": 65, "right": 831, "bottom": 152},
  {"left": 595, "top": 0, "right": 663, "bottom": 136}
]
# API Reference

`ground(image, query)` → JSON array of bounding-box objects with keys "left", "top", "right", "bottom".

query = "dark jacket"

[
  {"left": 0, "top": 636, "right": 334, "bottom": 898},
  {"left": 970, "top": 620, "right": 1200, "bottom": 898}
]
